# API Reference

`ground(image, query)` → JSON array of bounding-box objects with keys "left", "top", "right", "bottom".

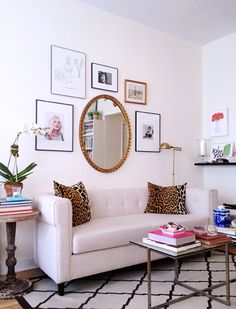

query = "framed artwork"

[
  {"left": 125, "top": 79, "right": 147, "bottom": 104},
  {"left": 209, "top": 108, "right": 228, "bottom": 137},
  {"left": 135, "top": 111, "right": 161, "bottom": 152},
  {"left": 51, "top": 45, "right": 86, "bottom": 98},
  {"left": 210, "top": 142, "right": 234, "bottom": 161},
  {"left": 91, "top": 63, "right": 118, "bottom": 92},
  {"left": 35, "top": 99, "right": 74, "bottom": 152}
]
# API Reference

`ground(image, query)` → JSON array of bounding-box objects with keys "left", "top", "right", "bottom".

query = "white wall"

[
  {"left": 0, "top": 0, "right": 202, "bottom": 273},
  {"left": 203, "top": 32, "right": 236, "bottom": 204}
]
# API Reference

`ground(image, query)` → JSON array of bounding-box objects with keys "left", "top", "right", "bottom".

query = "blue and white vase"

[{"left": 213, "top": 207, "right": 231, "bottom": 227}]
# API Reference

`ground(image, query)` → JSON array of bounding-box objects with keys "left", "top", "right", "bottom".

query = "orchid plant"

[{"left": 0, "top": 123, "right": 46, "bottom": 184}]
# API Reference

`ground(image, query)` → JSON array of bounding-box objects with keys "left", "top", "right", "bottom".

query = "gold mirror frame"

[{"left": 79, "top": 94, "right": 131, "bottom": 173}]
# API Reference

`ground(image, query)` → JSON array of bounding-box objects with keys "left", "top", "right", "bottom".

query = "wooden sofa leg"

[{"left": 58, "top": 283, "right": 65, "bottom": 296}]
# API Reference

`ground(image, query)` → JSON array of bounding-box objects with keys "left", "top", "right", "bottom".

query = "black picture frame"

[
  {"left": 35, "top": 99, "right": 74, "bottom": 152},
  {"left": 135, "top": 111, "right": 161, "bottom": 152},
  {"left": 91, "top": 63, "right": 118, "bottom": 92}
]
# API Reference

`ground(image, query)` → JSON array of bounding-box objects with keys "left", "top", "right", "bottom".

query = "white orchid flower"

[{"left": 18, "top": 123, "right": 46, "bottom": 136}]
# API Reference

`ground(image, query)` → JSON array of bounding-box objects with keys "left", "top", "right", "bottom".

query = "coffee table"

[{"left": 131, "top": 240, "right": 236, "bottom": 308}]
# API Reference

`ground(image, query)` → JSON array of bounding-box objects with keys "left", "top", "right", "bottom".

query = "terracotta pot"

[{"left": 4, "top": 183, "right": 23, "bottom": 197}]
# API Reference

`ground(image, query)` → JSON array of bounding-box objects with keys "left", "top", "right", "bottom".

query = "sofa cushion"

[
  {"left": 72, "top": 213, "right": 208, "bottom": 254},
  {"left": 72, "top": 181, "right": 90, "bottom": 208},
  {"left": 88, "top": 187, "right": 148, "bottom": 219},
  {"left": 54, "top": 181, "right": 91, "bottom": 227},
  {"left": 144, "top": 182, "right": 188, "bottom": 214}
]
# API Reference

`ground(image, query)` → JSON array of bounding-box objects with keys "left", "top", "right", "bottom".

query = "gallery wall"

[
  {"left": 0, "top": 0, "right": 202, "bottom": 273},
  {"left": 202, "top": 32, "right": 236, "bottom": 204}
]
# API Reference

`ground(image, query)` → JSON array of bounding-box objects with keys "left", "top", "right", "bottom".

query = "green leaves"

[{"left": 0, "top": 161, "right": 37, "bottom": 184}]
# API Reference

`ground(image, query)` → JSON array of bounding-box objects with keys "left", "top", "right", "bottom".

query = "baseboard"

[{"left": 0, "top": 257, "right": 37, "bottom": 276}]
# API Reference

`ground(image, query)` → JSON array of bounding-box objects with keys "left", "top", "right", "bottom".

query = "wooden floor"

[{"left": 0, "top": 268, "right": 44, "bottom": 309}]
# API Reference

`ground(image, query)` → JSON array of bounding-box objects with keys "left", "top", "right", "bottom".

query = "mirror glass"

[{"left": 79, "top": 95, "right": 131, "bottom": 173}]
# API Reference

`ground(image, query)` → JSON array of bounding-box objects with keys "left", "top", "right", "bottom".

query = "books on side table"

[{"left": 0, "top": 196, "right": 33, "bottom": 215}]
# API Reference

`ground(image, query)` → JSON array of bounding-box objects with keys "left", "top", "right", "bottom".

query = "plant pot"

[
  {"left": 4, "top": 183, "right": 23, "bottom": 197},
  {"left": 93, "top": 114, "right": 100, "bottom": 120}
]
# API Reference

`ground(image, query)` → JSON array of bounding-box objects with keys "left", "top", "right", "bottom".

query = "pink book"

[{"left": 148, "top": 229, "right": 196, "bottom": 246}]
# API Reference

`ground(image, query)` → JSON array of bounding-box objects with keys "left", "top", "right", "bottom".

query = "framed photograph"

[
  {"left": 209, "top": 108, "right": 228, "bottom": 137},
  {"left": 135, "top": 111, "right": 161, "bottom": 152},
  {"left": 125, "top": 79, "right": 147, "bottom": 104},
  {"left": 91, "top": 63, "right": 118, "bottom": 92},
  {"left": 35, "top": 99, "right": 74, "bottom": 152},
  {"left": 51, "top": 45, "right": 86, "bottom": 98}
]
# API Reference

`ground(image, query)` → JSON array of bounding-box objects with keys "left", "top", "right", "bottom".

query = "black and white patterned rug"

[{"left": 18, "top": 252, "right": 236, "bottom": 309}]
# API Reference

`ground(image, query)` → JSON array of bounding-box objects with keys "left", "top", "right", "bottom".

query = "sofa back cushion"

[
  {"left": 87, "top": 186, "right": 218, "bottom": 220},
  {"left": 88, "top": 187, "right": 148, "bottom": 219}
]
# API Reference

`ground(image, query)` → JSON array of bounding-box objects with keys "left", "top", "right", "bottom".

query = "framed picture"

[
  {"left": 209, "top": 108, "right": 228, "bottom": 137},
  {"left": 51, "top": 45, "right": 86, "bottom": 98},
  {"left": 35, "top": 99, "right": 74, "bottom": 152},
  {"left": 135, "top": 111, "right": 161, "bottom": 152},
  {"left": 91, "top": 63, "right": 118, "bottom": 92},
  {"left": 210, "top": 142, "right": 234, "bottom": 161},
  {"left": 125, "top": 79, "right": 147, "bottom": 104}
]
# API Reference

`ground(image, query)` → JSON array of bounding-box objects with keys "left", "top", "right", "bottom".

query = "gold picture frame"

[{"left": 125, "top": 79, "right": 147, "bottom": 105}]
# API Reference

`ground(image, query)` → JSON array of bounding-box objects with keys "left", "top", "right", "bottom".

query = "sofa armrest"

[
  {"left": 33, "top": 193, "right": 72, "bottom": 284},
  {"left": 186, "top": 187, "right": 218, "bottom": 223},
  {"left": 33, "top": 193, "right": 72, "bottom": 227}
]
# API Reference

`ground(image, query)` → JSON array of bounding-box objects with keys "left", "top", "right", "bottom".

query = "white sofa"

[{"left": 33, "top": 186, "right": 218, "bottom": 295}]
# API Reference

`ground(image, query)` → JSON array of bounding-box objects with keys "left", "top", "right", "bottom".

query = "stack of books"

[
  {"left": 195, "top": 233, "right": 232, "bottom": 245},
  {"left": 216, "top": 226, "right": 236, "bottom": 238},
  {"left": 0, "top": 196, "right": 33, "bottom": 216},
  {"left": 143, "top": 227, "right": 201, "bottom": 253}
]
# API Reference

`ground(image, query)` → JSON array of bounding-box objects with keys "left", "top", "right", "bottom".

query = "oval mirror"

[{"left": 79, "top": 94, "right": 131, "bottom": 173}]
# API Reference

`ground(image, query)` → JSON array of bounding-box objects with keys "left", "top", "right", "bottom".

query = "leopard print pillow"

[
  {"left": 54, "top": 181, "right": 91, "bottom": 227},
  {"left": 144, "top": 182, "right": 188, "bottom": 215},
  {"left": 72, "top": 182, "right": 89, "bottom": 208}
]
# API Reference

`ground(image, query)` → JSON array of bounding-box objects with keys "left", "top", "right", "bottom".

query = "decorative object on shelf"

[
  {"left": 35, "top": 99, "right": 74, "bottom": 152},
  {"left": 209, "top": 108, "right": 228, "bottom": 137},
  {"left": 135, "top": 111, "right": 160, "bottom": 152},
  {"left": 196, "top": 138, "right": 209, "bottom": 163},
  {"left": 51, "top": 45, "right": 86, "bottom": 99},
  {"left": 124, "top": 79, "right": 147, "bottom": 105},
  {"left": 210, "top": 142, "right": 234, "bottom": 162},
  {"left": 91, "top": 63, "right": 118, "bottom": 92},
  {"left": 79, "top": 94, "right": 131, "bottom": 173},
  {"left": 160, "top": 142, "right": 182, "bottom": 185},
  {"left": 0, "top": 123, "right": 46, "bottom": 197}
]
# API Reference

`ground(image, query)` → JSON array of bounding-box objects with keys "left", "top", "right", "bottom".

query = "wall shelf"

[{"left": 194, "top": 162, "right": 236, "bottom": 166}]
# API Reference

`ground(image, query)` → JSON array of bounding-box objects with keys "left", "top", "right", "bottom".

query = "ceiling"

[{"left": 78, "top": 0, "right": 236, "bottom": 45}]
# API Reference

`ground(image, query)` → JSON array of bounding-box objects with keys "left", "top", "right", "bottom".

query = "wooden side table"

[{"left": 0, "top": 209, "right": 40, "bottom": 299}]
